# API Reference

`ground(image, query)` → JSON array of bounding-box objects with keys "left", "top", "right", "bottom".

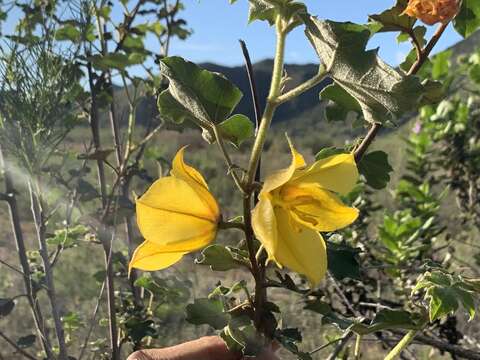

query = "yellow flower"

[
  {"left": 252, "top": 139, "right": 359, "bottom": 285},
  {"left": 129, "top": 147, "right": 220, "bottom": 272},
  {"left": 402, "top": 0, "right": 460, "bottom": 25}
]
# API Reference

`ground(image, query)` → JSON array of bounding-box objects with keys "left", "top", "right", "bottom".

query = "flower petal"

[
  {"left": 262, "top": 136, "right": 306, "bottom": 194},
  {"left": 282, "top": 183, "right": 359, "bottom": 232},
  {"left": 171, "top": 146, "right": 220, "bottom": 217},
  {"left": 273, "top": 208, "right": 328, "bottom": 286},
  {"left": 252, "top": 196, "right": 278, "bottom": 261},
  {"left": 129, "top": 240, "right": 186, "bottom": 272},
  {"left": 292, "top": 153, "right": 358, "bottom": 195},
  {"left": 137, "top": 177, "right": 218, "bottom": 246},
  {"left": 171, "top": 146, "right": 209, "bottom": 189}
]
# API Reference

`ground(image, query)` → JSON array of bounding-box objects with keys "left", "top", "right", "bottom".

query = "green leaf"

[
  {"left": 368, "top": 0, "right": 415, "bottom": 33},
  {"left": 431, "top": 50, "right": 452, "bottom": 80},
  {"left": 17, "top": 335, "right": 36, "bottom": 349},
  {"left": 218, "top": 114, "right": 254, "bottom": 147},
  {"left": 320, "top": 84, "right": 362, "bottom": 122},
  {"left": 420, "top": 80, "right": 445, "bottom": 105},
  {"left": 469, "top": 64, "right": 480, "bottom": 84},
  {"left": 428, "top": 286, "right": 459, "bottom": 322},
  {"left": 327, "top": 242, "right": 361, "bottom": 280},
  {"left": 88, "top": 53, "right": 131, "bottom": 71},
  {"left": 304, "top": 299, "right": 331, "bottom": 315},
  {"left": 453, "top": 0, "right": 480, "bottom": 38},
  {"left": 185, "top": 298, "right": 230, "bottom": 329},
  {"left": 304, "top": 17, "right": 424, "bottom": 124},
  {"left": 248, "top": 0, "right": 306, "bottom": 25},
  {"left": 55, "top": 24, "right": 81, "bottom": 42},
  {"left": 315, "top": 146, "right": 347, "bottom": 161},
  {"left": 196, "top": 245, "right": 243, "bottom": 271},
  {"left": 358, "top": 151, "right": 393, "bottom": 190},
  {"left": 158, "top": 57, "right": 242, "bottom": 132},
  {"left": 353, "top": 309, "right": 425, "bottom": 335},
  {"left": 0, "top": 298, "right": 14, "bottom": 317},
  {"left": 413, "top": 270, "right": 478, "bottom": 322}
]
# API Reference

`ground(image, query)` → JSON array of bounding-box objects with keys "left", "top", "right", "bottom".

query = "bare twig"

[
  {"left": 29, "top": 181, "right": 68, "bottom": 360},
  {"left": 327, "top": 331, "right": 355, "bottom": 360},
  {"left": 0, "top": 258, "right": 24, "bottom": 275},
  {"left": 78, "top": 280, "right": 106, "bottom": 360},
  {"left": 239, "top": 40, "right": 263, "bottom": 202},
  {"left": 0, "top": 146, "right": 53, "bottom": 358}
]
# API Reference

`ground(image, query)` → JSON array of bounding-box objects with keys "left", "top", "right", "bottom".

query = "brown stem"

[
  {"left": 239, "top": 40, "right": 263, "bottom": 201},
  {"left": 28, "top": 181, "right": 68, "bottom": 360},
  {"left": 391, "top": 331, "right": 480, "bottom": 360},
  {"left": 243, "top": 195, "right": 266, "bottom": 332},
  {"left": 86, "top": 62, "right": 120, "bottom": 360},
  {"left": 354, "top": 21, "right": 449, "bottom": 162},
  {"left": 0, "top": 146, "right": 53, "bottom": 358}
]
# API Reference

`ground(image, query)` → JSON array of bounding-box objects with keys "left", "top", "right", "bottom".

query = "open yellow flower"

[
  {"left": 129, "top": 147, "right": 220, "bottom": 272},
  {"left": 402, "top": 0, "right": 460, "bottom": 25},
  {"left": 252, "top": 139, "right": 359, "bottom": 285}
]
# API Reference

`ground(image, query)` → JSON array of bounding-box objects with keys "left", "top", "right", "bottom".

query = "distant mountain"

[{"left": 126, "top": 31, "right": 479, "bottom": 129}]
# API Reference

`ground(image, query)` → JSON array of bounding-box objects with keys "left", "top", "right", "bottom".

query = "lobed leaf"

[{"left": 304, "top": 17, "right": 424, "bottom": 124}]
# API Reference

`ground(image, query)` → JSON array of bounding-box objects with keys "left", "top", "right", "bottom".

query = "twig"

[
  {"left": 0, "top": 258, "right": 24, "bottom": 276},
  {"left": 78, "top": 280, "right": 106, "bottom": 360},
  {"left": 29, "top": 181, "right": 68, "bottom": 360},
  {"left": 212, "top": 124, "right": 246, "bottom": 193},
  {"left": 86, "top": 60, "right": 120, "bottom": 360},
  {"left": 239, "top": 40, "right": 262, "bottom": 200},
  {"left": 0, "top": 146, "right": 53, "bottom": 358},
  {"left": 329, "top": 273, "right": 359, "bottom": 316},
  {"left": 327, "top": 331, "right": 355, "bottom": 360},
  {"left": 309, "top": 336, "right": 344, "bottom": 355},
  {"left": 0, "top": 330, "right": 37, "bottom": 360}
]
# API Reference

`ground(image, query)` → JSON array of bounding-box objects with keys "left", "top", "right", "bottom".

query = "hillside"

[{"left": 128, "top": 30, "right": 480, "bottom": 131}]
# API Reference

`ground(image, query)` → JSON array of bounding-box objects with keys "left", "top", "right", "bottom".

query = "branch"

[
  {"left": 78, "top": 280, "right": 106, "bottom": 360},
  {"left": 28, "top": 182, "right": 68, "bottom": 360},
  {"left": 391, "top": 331, "right": 480, "bottom": 360},
  {"left": 276, "top": 65, "right": 327, "bottom": 105},
  {"left": 0, "top": 146, "right": 53, "bottom": 358},
  {"left": 239, "top": 40, "right": 263, "bottom": 202},
  {"left": 0, "top": 330, "right": 37, "bottom": 360},
  {"left": 327, "top": 331, "right": 355, "bottom": 360}
]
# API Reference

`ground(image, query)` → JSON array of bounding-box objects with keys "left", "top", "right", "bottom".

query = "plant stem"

[
  {"left": 0, "top": 146, "right": 53, "bottom": 358},
  {"left": 212, "top": 124, "right": 246, "bottom": 193},
  {"left": 276, "top": 65, "right": 327, "bottom": 105},
  {"left": 326, "top": 331, "right": 354, "bottom": 360},
  {"left": 29, "top": 181, "right": 68, "bottom": 360},
  {"left": 355, "top": 334, "right": 362, "bottom": 360},
  {"left": 86, "top": 62, "right": 120, "bottom": 360},
  {"left": 385, "top": 330, "right": 418, "bottom": 360},
  {"left": 245, "top": 17, "right": 287, "bottom": 188}
]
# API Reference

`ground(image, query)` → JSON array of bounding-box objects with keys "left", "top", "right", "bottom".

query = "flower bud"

[{"left": 403, "top": 0, "right": 460, "bottom": 25}]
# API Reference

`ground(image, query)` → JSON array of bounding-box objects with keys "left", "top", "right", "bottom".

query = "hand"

[{"left": 127, "top": 336, "right": 279, "bottom": 360}]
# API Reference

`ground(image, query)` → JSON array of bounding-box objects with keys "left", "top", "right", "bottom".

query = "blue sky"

[
  {"left": 169, "top": 0, "right": 462, "bottom": 66},
  {"left": 1, "top": 0, "right": 463, "bottom": 68}
]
